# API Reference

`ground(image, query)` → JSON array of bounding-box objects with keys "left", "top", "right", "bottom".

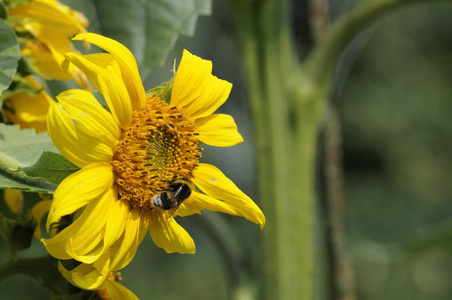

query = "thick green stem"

[{"left": 229, "top": 0, "right": 445, "bottom": 299}]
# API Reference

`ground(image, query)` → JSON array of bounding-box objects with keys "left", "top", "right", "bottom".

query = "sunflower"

[
  {"left": 42, "top": 33, "right": 265, "bottom": 289},
  {"left": 7, "top": 0, "right": 89, "bottom": 89}
]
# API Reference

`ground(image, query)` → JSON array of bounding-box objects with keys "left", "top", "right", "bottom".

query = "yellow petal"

[
  {"left": 43, "top": 187, "right": 118, "bottom": 262},
  {"left": 102, "top": 197, "right": 128, "bottom": 258},
  {"left": 175, "top": 191, "right": 240, "bottom": 217},
  {"left": 4, "top": 76, "right": 52, "bottom": 133},
  {"left": 58, "top": 259, "right": 110, "bottom": 290},
  {"left": 192, "top": 164, "right": 265, "bottom": 229},
  {"left": 171, "top": 49, "right": 232, "bottom": 119},
  {"left": 31, "top": 199, "right": 52, "bottom": 239},
  {"left": 148, "top": 212, "right": 195, "bottom": 254},
  {"left": 72, "top": 33, "right": 146, "bottom": 110},
  {"left": 9, "top": 0, "right": 87, "bottom": 34},
  {"left": 63, "top": 52, "right": 114, "bottom": 93},
  {"left": 3, "top": 190, "right": 24, "bottom": 214},
  {"left": 46, "top": 162, "right": 114, "bottom": 231},
  {"left": 66, "top": 190, "right": 124, "bottom": 264},
  {"left": 43, "top": 198, "right": 104, "bottom": 261},
  {"left": 110, "top": 208, "right": 149, "bottom": 270},
  {"left": 103, "top": 276, "right": 139, "bottom": 300},
  {"left": 21, "top": 40, "right": 74, "bottom": 81},
  {"left": 47, "top": 95, "right": 116, "bottom": 168},
  {"left": 56, "top": 89, "right": 120, "bottom": 143},
  {"left": 195, "top": 114, "right": 243, "bottom": 147},
  {"left": 97, "top": 60, "right": 133, "bottom": 128},
  {"left": 10, "top": 0, "right": 88, "bottom": 85}
]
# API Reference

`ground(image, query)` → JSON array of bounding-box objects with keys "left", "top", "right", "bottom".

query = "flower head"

[
  {"left": 43, "top": 33, "right": 265, "bottom": 289},
  {"left": 7, "top": 0, "right": 89, "bottom": 88}
]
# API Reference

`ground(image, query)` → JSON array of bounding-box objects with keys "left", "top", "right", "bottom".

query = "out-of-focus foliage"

[
  {"left": 0, "top": 19, "right": 20, "bottom": 101},
  {"left": 61, "top": 0, "right": 211, "bottom": 77},
  {"left": 335, "top": 3, "right": 452, "bottom": 300}
]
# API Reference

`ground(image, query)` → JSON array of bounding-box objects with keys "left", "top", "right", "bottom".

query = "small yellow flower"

[
  {"left": 42, "top": 33, "right": 265, "bottom": 289},
  {"left": 60, "top": 270, "right": 138, "bottom": 300},
  {"left": 4, "top": 189, "right": 24, "bottom": 214},
  {"left": 31, "top": 196, "right": 52, "bottom": 239},
  {"left": 7, "top": 0, "right": 89, "bottom": 89},
  {"left": 3, "top": 190, "right": 51, "bottom": 239},
  {"left": 3, "top": 76, "right": 52, "bottom": 133}
]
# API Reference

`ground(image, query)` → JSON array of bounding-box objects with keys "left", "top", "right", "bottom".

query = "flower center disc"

[{"left": 111, "top": 95, "right": 201, "bottom": 209}]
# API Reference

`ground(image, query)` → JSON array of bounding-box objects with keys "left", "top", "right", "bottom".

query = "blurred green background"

[{"left": 2, "top": 0, "right": 452, "bottom": 299}]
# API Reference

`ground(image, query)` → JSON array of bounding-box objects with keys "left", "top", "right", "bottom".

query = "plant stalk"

[{"left": 228, "top": 0, "right": 445, "bottom": 299}]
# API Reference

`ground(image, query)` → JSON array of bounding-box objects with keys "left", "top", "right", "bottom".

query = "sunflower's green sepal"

[
  {"left": 146, "top": 77, "right": 174, "bottom": 104},
  {"left": 0, "top": 2, "right": 7, "bottom": 19}
]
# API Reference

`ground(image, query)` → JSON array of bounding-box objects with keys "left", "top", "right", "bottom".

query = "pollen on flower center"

[{"left": 111, "top": 94, "right": 201, "bottom": 209}]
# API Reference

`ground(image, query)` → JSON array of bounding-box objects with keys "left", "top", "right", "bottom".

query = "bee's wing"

[{"left": 165, "top": 200, "right": 182, "bottom": 218}]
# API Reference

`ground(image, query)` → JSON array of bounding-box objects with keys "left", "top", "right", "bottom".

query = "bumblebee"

[{"left": 152, "top": 178, "right": 192, "bottom": 211}]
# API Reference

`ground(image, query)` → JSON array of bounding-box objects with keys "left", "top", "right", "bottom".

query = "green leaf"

[
  {"left": 22, "top": 151, "right": 79, "bottom": 185},
  {"left": 0, "top": 124, "right": 58, "bottom": 193},
  {"left": 0, "top": 18, "right": 20, "bottom": 98},
  {"left": 61, "top": 0, "right": 211, "bottom": 76},
  {"left": 146, "top": 77, "right": 174, "bottom": 103},
  {"left": 142, "top": 0, "right": 211, "bottom": 73}
]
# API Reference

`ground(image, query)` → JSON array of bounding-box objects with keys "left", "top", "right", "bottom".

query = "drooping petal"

[
  {"left": 195, "top": 114, "right": 243, "bottom": 147},
  {"left": 31, "top": 199, "right": 52, "bottom": 239},
  {"left": 148, "top": 212, "right": 195, "bottom": 254},
  {"left": 102, "top": 196, "right": 129, "bottom": 257},
  {"left": 175, "top": 191, "right": 241, "bottom": 217},
  {"left": 66, "top": 189, "right": 125, "bottom": 264},
  {"left": 109, "top": 208, "right": 149, "bottom": 271},
  {"left": 171, "top": 49, "right": 232, "bottom": 119},
  {"left": 46, "top": 162, "right": 114, "bottom": 231},
  {"left": 47, "top": 96, "right": 116, "bottom": 168},
  {"left": 43, "top": 202, "right": 103, "bottom": 260},
  {"left": 58, "top": 258, "right": 110, "bottom": 290},
  {"left": 102, "top": 275, "right": 139, "bottom": 300},
  {"left": 63, "top": 52, "right": 114, "bottom": 93},
  {"left": 72, "top": 33, "right": 146, "bottom": 110},
  {"left": 97, "top": 60, "right": 133, "bottom": 128},
  {"left": 42, "top": 188, "right": 117, "bottom": 262},
  {"left": 192, "top": 164, "right": 266, "bottom": 229}
]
